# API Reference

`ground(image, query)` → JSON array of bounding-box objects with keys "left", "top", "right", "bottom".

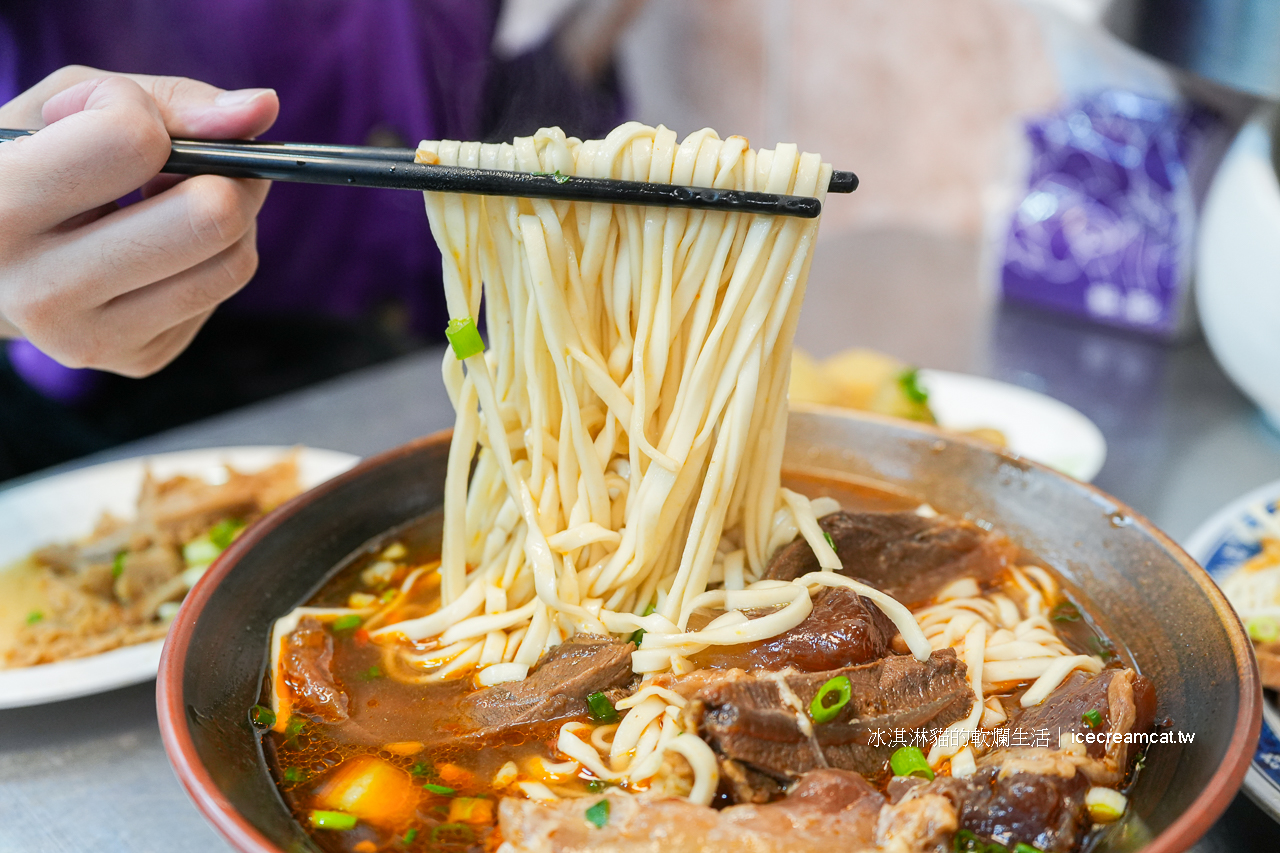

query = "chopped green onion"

[
  {"left": 361, "top": 665, "right": 383, "bottom": 681},
  {"left": 587, "top": 691, "right": 619, "bottom": 723},
  {"left": 1248, "top": 616, "right": 1280, "bottom": 644},
  {"left": 1050, "top": 602, "right": 1081, "bottom": 623},
  {"left": 309, "top": 810, "right": 358, "bottom": 831},
  {"left": 552, "top": 170, "right": 572, "bottom": 184},
  {"left": 248, "top": 704, "right": 276, "bottom": 728},
  {"left": 823, "top": 530, "right": 836, "bottom": 551},
  {"left": 411, "top": 762, "right": 431, "bottom": 777},
  {"left": 1082, "top": 708, "right": 1103, "bottom": 729},
  {"left": 25, "top": 611, "right": 43, "bottom": 625},
  {"left": 809, "top": 674, "right": 852, "bottom": 724},
  {"left": 430, "top": 823, "right": 474, "bottom": 844},
  {"left": 285, "top": 716, "right": 306, "bottom": 739},
  {"left": 642, "top": 603, "right": 657, "bottom": 616},
  {"left": 953, "top": 830, "right": 983, "bottom": 852},
  {"left": 898, "top": 368, "right": 929, "bottom": 405},
  {"left": 445, "top": 317, "right": 485, "bottom": 360},
  {"left": 381, "top": 588, "right": 398, "bottom": 603},
  {"left": 112, "top": 550, "right": 127, "bottom": 578},
  {"left": 423, "top": 783, "right": 456, "bottom": 795},
  {"left": 584, "top": 798, "right": 610, "bottom": 828},
  {"left": 889, "top": 745, "right": 934, "bottom": 781},
  {"left": 1085, "top": 786, "right": 1128, "bottom": 823},
  {"left": 282, "top": 766, "right": 307, "bottom": 783},
  {"left": 403, "top": 828, "right": 419, "bottom": 844},
  {"left": 332, "top": 614, "right": 362, "bottom": 632},
  {"left": 1088, "top": 636, "right": 1117, "bottom": 661},
  {"left": 182, "top": 537, "right": 221, "bottom": 568},
  {"left": 627, "top": 628, "right": 645, "bottom": 646},
  {"left": 208, "top": 518, "right": 246, "bottom": 550},
  {"left": 585, "top": 779, "right": 610, "bottom": 792},
  {"left": 1013, "top": 844, "right": 1044, "bottom": 853}
]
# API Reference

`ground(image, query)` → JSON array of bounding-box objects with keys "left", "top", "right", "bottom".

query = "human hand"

[{"left": 0, "top": 66, "right": 279, "bottom": 376}]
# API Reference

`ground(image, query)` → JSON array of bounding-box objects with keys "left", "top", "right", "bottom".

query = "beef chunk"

[
  {"left": 1013, "top": 668, "right": 1155, "bottom": 762},
  {"left": 694, "top": 587, "right": 897, "bottom": 673},
  {"left": 692, "top": 650, "right": 973, "bottom": 785},
  {"left": 988, "top": 667, "right": 1155, "bottom": 788},
  {"left": 462, "top": 635, "right": 634, "bottom": 737},
  {"left": 720, "top": 758, "right": 786, "bottom": 804},
  {"left": 926, "top": 769, "right": 1088, "bottom": 853},
  {"left": 763, "top": 511, "right": 1015, "bottom": 605},
  {"left": 282, "top": 617, "right": 349, "bottom": 722},
  {"left": 498, "top": 769, "right": 885, "bottom": 853}
]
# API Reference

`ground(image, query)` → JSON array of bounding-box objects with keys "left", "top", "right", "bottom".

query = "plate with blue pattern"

[{"left": 1185, "top": 480, "right": 1280, "bottom": 823}]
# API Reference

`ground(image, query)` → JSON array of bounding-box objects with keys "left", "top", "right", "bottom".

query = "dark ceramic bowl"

[{"left": 158, "top": 411, "right": 1262, "bottom": 853}]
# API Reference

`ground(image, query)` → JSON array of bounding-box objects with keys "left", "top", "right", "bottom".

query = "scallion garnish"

[
  {"left": 309, "top": 810, "right": 358, "bottom": 831},
  {"left": 1088, "top": 636, "right": 1117, "bottom": 661},
  {"left": 822, "top": 530, "right": 836, "bottom": 551},
  {"left": 25, "top": 610, "right": 43, "bottom": 625},
  {"left": 953, "top": 829, "right": 983, "bottom": 852},
  {"left": 552, "top": 170, "right": 571, "bottom": 184},
  {"left": 423, "top": 783, "right": 456, "bottom": 796},
  {"left": 403, "top": 828, "right": 418, "bottom": 844},
  {"left": 889, "top": 745, "right": 934, "bottom": 780},
  {"left": 584, "top": 798, "right": 610, "bottom": 828},
  {"left": 430, "top": 823, "right": 474, "bottom": 844},
  {"left": 332, "top": 614, "right": 362, "bottom": 632},
  {"left": 809, "top": 674, "right": 852, "bottom": 723},
  {"left": 1014, "top": 843, "right": 1045, "bottom": 853},
  {"left": 1082, "top": 708, "right": 1103, "bottom": 728},
  {"left": 248, "top": 704, "right": 276, "bottom": 728},
  {"left": 208, "top": 518, "right": 246, "bottom": 550},
  {"left": 282, "top": 766, "right": 307, "bottom": 783},
  {"left": 586, "top": 691, "right": 619, "bottom": 723},
  {"left": 1050, "top": 602, "right": 1081, "bottom": 623},
  {"left": 411, "top": 762, "right": 431, "bottom": 777},
  {"left": 585, "top": 779, "right": 610, "bottom": 792},
  {"left": 445, "top": 317, "right": 485, "bottom": 360},
  {"left": 112, "top": 550, "right": 127, "bottom": 578},
  {"left": 1248, "top": 616, "right": 1280, "bottom": 644},
  {"left": 898, "top": 367, "right": 929, "bottom": 405},
  {"left": 361, "top": 665, "right": 383, "bottom": 681},
  {"left": 627, "top": 628, "right": 644, "bottom": 646}
]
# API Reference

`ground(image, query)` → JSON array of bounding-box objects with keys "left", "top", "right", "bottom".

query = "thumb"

[{"left": 45, "top": 73, "right": 279, "bottom": 141}]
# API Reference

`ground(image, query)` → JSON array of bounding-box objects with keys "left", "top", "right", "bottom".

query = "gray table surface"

[{"left": 3, "top": 228, "right": 1279, "bottom": 852}]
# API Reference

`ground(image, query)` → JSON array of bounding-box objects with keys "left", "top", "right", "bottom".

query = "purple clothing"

[{"left": 1, "top": 0, "right": 622, "bottom": 398}]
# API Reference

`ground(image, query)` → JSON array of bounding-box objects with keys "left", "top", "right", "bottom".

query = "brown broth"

[{"left": 262, "top": 478, "right": 1136, "bottom": 853}]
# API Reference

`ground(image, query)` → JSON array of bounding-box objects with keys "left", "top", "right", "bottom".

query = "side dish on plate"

[{"left": 1, "top": 457, "right": 301, "bottom": 668}]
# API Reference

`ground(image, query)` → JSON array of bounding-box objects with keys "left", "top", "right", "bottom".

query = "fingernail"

[{"left": 214, "top": 88, "right": 275, "bottom": 107}]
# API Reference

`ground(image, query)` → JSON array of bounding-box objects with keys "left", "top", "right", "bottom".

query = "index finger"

[
  {"left": 0, "top": 76, "right": 172, "bottom": 230},
  {"left": 1, "top": 65, "right": 278, "bottom": 140}
]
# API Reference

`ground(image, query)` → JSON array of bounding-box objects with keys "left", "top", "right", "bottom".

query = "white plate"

[
  {"left": 1185, "top": 479, "right": 1280, "bottom": 824},
  {"left": 0, "top": 446, "right": 360, "bottom": 709},
  {"left": 915, "top": 369, "right": 1107, "bottom": 482}
]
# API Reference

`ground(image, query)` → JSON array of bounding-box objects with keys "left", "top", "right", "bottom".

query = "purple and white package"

[{"left": 998, "top": 90, "right": 1221, "bottom": 339}]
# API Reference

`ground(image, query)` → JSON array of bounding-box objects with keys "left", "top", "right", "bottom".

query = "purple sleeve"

[
  {"left": 0, "top": 13, "right": 19, "bottom": 106},
  {"left": 480, "top": 37, "right": 627, "bottom": 143}
]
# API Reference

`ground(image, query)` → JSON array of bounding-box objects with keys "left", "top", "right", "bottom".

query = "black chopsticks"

[{"left": 0, "top": 129, "right": 857, "bottom": 219}]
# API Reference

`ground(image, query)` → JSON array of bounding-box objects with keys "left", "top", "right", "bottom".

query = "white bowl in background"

[{"left": 1198, "top": 116, "right": 1280, "bottom": 430}]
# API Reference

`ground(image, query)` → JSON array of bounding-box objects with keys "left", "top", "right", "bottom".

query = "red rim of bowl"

[{"left": 157, "top": 427, "right": 1262, "bottom": 853}]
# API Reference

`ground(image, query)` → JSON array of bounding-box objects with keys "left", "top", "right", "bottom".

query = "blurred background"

[{"left": 7, "top": 0, "right": 1280, "bottom": 509}]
